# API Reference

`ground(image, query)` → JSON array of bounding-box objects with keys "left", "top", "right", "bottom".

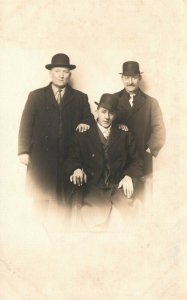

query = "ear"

[{"left": 139, "top": 74, "right": 142, "bottom": 80}]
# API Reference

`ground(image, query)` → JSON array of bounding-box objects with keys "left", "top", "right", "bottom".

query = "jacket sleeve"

[
  {"left": 123, "top": 132, "right": 143, "bottom": 178},
  {"left": 80, "top": 94, "right": 95, "bottom": 126},
  {"left": 147, "top": 99, "right": 166, "bottom": 157},
  {"left": 64, "top": 133, "right": 83, "bottom": 176},
  {"left": 18, "top": 92, "right": 36, "bottom": 155}
]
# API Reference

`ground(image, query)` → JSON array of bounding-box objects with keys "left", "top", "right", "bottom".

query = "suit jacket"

[
  {"left": 65, "top": 123, "right": 143, "bottom": 187},
  {"left": 113, "top": 88, "right": 166, "bottom": 175},
  {"left": 18, "top": 83, "right": 94, "bottom": 199}
]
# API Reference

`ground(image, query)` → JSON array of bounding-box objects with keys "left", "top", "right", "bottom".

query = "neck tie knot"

[{"left": 103, "top": 128, "right": 110, "bottom": 140}]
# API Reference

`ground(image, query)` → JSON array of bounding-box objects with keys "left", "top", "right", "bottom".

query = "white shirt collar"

[
  {"left": 52, "top": 83, "right": 66, "bottom": 96},
  {"left": 97, "top": 122, "right": 111, "bottom": 134}
]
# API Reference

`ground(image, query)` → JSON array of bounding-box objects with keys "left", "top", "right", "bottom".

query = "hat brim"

[
  {"left": 45, "top": 64, "right": 76, "bottom": 70},
  {"left": 119, "top": 72, "right": 143, "bottom": 75},
  {"left": 94, "top": 101, "right": 118, "bottom": 113}
]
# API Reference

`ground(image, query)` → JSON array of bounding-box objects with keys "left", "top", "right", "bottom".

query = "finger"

[
  {"left": 83, "top": 173, "right": 87, "bottom": 183},
  {"left": 79, "top": 174, "right": 83, "bottom": 185},
  {"left": 118, "top": 181, "right": 122, "bottom": 189},
  {"left": 123, "top": 185, "right": 127, "bottom": 197},
  {"left": 73, "top": 176, "right": 77, "bottom": 184},
  {"left": 70, "top": 175, "right": 73, "bottom": 182},
  {"left": 127, "top": 184, "right": 133, "bottom": 198}
]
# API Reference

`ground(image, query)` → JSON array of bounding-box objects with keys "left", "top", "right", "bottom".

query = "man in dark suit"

[
  {"left": 18, "top": 53, "right": 94, "bottom": 210},
  {"left": 65, "top": 94, "right": 143, "bottom": 231},
  {"left": 113, "top": 61, "right": 165, "bottom": 198}
]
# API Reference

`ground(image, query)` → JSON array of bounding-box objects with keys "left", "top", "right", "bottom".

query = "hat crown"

[
  {"left": 45, "top": 53, "right": 76, "bottom": 70},
  {"left": 51, "top": 53, "right": 70, "bottom": 66},
  {"left": 122, "top": 61, "right": 141, "bottom": 75},
  {"left": 98, "top": 93, "right": 118, "bottom": 112}
]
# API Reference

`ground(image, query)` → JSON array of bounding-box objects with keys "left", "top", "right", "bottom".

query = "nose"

[
  {"left": 128, "top": 77, "right": 133, "bottom": 84},
  {"left": 59, "top": 71, "right": 64, "bottom": 78},
  {"left": 105, "top": 112, "right": 110, "bottom": 119}
]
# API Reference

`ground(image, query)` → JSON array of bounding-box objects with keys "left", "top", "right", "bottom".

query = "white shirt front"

[
  {"left": 128, "top": 93, "right": 136, "bottom": 107},
  {"left": 97, "top": 123, "right": 111, "bottom": 139}
]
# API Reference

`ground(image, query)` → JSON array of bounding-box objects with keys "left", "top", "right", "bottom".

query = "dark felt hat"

[
  {"left": 95, "top": 94, "right": 118, "bottom": 112},
  {"left": 45, "top": 53, "right": 76, "bottom": 70},
  {"left": 119, "top": 61, "right": 143, "bottom": 75}
]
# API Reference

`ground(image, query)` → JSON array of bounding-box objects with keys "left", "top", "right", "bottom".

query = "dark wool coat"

[
  {"left": 113, "top": 88, "right": 166, "bottom": 175},
  {"left": 18, "top": 83, "right": 94, "bottom": 199},
  {"left": 65, "top": 123, "right": 143, "bottom": 187}
]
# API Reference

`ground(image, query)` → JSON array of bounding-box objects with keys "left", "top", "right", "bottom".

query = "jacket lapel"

[
  {"left": 106, "top": 126, "right": 121, "bottom": 151},
  {"left": 89, "top": 123, "right": 105, "bottom": 156}
]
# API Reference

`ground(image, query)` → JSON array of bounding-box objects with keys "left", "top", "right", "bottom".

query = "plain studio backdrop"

[{"left": 0, "top": 1, "right": 187, "bottom": 299}]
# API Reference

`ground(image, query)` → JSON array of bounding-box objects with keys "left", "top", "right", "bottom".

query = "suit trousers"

[{"left": 70, "top": 185, "right": 143, "bottom": 231}]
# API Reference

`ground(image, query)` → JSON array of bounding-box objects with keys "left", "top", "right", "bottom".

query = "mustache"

[{"left": 127, "top": 84, "right": 136, "bottom": 87}]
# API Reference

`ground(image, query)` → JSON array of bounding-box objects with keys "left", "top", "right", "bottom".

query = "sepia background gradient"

[{"left": 0, "top": 0, "right": 187, "bottom": 299}]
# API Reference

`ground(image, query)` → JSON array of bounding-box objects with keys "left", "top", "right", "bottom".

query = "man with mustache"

[
  {"left": 113, "top": 61, "right": 165, "bottom": 199},
  {"left": 18, "top": 53, "right": 94, "bottom": 214}
]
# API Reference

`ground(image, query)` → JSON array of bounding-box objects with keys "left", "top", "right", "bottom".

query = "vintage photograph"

[{"left": 0, "top": 0, "right": 186, "bottom": 299}]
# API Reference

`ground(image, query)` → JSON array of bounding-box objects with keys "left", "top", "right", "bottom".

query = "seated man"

[{"left": 65, "top": 94, "right": 143, "bottom": 231}]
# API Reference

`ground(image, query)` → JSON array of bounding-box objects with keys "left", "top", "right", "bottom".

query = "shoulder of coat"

[
  {"left": 113, "top": 89, "right": 124, "bottom": 97},
  {"left": 30, "top": 85, "right": 49, "bottom": 95},
  {"left": 139, "top": 89, "right": 159, "bottom": 104},
  {"left": 67, "top": 85, "right": 87, "bottom": 97}
]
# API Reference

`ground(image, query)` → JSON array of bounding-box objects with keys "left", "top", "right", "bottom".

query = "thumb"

[{"left": 118, "top": 181, "right": 122, "bottom": 189}]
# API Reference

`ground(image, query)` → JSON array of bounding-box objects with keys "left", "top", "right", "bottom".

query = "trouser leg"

[{"left": 80, "top": 186, "right": 112, "bottom": 231}]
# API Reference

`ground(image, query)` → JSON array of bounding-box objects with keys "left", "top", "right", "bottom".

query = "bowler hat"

[
  {"left": 119, "top": 61, "right": 143, "bottom": 75},
  {"left": 95, "top": 94, "right": 118, "bottom": 112},
  {"left": 45, "top": 53, "right": 76, "bottom": 70}
]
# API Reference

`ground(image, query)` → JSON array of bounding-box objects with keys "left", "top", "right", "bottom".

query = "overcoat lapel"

[
  {"left": 118, "top": 89, "right": 133, "bottom": 121},
  {"left": 132, "top": 89, "right": 146, "bottom": 114},
  {"left": 118, "top": 89, "right": 146, "bottom": 121},
  {"left": 44, "top": 83, "right": 59, "bottom": 110},
  {"left": 60, "top": 85, "right": 74, "bottom": 110}
]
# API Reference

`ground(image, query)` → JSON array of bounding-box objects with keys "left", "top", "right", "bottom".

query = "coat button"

[
  {"left": 45, "top": 135, "right": 48, "bottom": 139},
  {"left": 46, "top": 148, "right": 49, "bottom": 151},
  {"left": 91, "top": 153, "right": 95, "bottom": 157}
]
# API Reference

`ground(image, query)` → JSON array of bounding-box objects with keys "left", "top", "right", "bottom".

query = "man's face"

[
  {"left": 121, "top": 74, "right": 141, "bottom": 93},
  {"left": 97, "top": 107, "right": 116, "bottom": 128},
  {"left": 50, "top": 67, "right": 71, "bottom": 88}
]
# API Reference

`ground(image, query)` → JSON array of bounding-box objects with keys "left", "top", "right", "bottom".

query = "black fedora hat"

[
  {"left": 95, "top": 94, "right": 118, "bottom": 112},
  {"left": 45, "top": 53, "right": 76, "bottom": 70},
  {"left": 119, "top": 61, "right": 143, "bottom": 75}
]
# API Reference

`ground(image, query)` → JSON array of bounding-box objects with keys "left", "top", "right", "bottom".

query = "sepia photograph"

[{"left": 0, "top": 0, "right": 186, "bottom": 299}]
